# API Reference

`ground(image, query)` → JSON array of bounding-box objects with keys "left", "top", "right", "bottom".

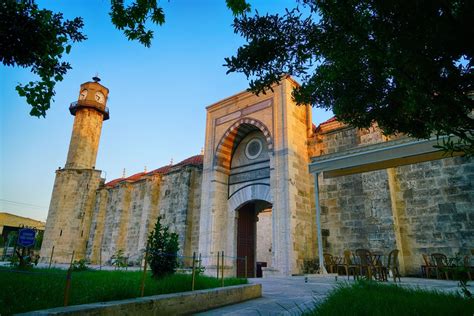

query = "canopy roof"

[{"left": 309, "top": 136, "right": 463, "bottom": 178}]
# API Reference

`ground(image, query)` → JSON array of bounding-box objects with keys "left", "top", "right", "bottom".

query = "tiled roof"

[
  {"left": 104, "top": 178, "right": 124, "bottom": 187},
  {"left": 313, "top": 116, "right": 345, "bottom": 133},
  {"left": 175, "top": 154, "right": 204, "bottom": 167},
  {"left": 320, "top": 116, "right": 337, "bottom": 125},
  {"left": 104, "top": 154, "right": 203, "bottom": 188}
]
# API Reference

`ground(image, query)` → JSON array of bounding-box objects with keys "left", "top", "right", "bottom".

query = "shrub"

[
  {"left": 72, "top": 259, "right": 89, "bottom": 271},
  {"left": 9, "top": 249, "right": 34, "bottom": 270},
  {"left": 111, "top": 249, "right": 128, "bottom": 269},
  {"left": 302, "top": 258, "right": 319, "bottom": 274},
  {"left": 147, "top": 216, "right": 179, "bottom": 278}
]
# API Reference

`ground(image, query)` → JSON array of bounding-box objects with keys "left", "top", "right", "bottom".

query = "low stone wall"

[{"left": 20, "top": 284, "right": 261, "bottom": 315}]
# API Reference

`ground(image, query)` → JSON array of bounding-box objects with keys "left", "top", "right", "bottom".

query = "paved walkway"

[{"left": 197, "top": 275, "right": 461, "bottom": 316}]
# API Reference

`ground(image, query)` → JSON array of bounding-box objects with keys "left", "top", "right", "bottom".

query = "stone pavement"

[{"left": 196, "top": 275, "right": 462, "bottom": 316}]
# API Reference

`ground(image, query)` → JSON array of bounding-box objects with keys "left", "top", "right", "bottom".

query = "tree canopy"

[
  {"left": 225, "top": 0, "right": 474, "bottom": 154},
  {"left": 0, "top": 0, "right": 164, "bottom": 117},
  {"left": 2, "top": 0, "right": 473, "bottom": 154}
]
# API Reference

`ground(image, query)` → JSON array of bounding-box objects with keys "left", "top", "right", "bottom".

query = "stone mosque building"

[{"left": 39, "top": 77, "right": 474, "bottom": 277}]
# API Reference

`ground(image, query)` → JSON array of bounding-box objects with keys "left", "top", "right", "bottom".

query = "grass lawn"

[
  {"left": 306, "top": 281, "right": 474, "bottom": 316},
  {"left": 0, "top": 267, "right": 247, "bottom": 315}
]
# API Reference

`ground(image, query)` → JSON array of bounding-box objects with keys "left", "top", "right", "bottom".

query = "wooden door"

[{"left": 236, "top": 203, "right": 256, "bottom": 278}]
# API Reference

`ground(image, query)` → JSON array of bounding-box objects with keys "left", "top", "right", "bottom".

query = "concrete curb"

[{"left": 18, "top": 284, "right": 262, "bottom": 315}]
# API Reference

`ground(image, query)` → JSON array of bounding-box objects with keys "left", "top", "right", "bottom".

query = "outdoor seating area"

[
  {"left": 323, "top": 249, "right": 401, "bottom": 282},
  {"left": 421, "top": 251, "right": 473, "bottom": 281}
]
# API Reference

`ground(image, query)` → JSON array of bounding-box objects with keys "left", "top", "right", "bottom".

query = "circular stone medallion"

[{"left": 245, "top": 138, "right": 263, "bottom": 160}]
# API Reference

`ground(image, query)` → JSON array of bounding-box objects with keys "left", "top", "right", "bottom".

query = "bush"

[
  {"left": 302, "top": 258, "right": 319, "bottom": 274},
  {"left": 9, "top": 249, "right": 34, "bottom": 270},
  {"left": 111, "top": 249, "right": 128, "bottom": 269},
  {"left": 72, "top": 259, "right": 89, "bottom": 271},
  {"left": 147, "top": 216, "right": 179, "bottom": 278}
]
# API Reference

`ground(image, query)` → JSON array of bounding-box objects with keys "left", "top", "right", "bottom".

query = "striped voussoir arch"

[{"left": 214, "top": 117, "right": 273, "bottom": 169}]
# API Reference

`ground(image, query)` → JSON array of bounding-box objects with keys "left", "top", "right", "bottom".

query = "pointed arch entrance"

[
  {"left": 214, "top": 117, "right": 273, "bottom": 170},
  {"left": 236, "top": 199, "right": 272, "bottom": 278},
  {"left": 200, "top": 80, "right": 315, "bottom": 277}
]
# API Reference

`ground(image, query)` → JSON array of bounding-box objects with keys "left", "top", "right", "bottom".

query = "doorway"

[{"left": 236, "top": 200, "right": 272, "bottom": 278}]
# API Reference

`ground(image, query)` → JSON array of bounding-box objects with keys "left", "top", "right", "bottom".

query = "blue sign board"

[{"left": 18, "top": 228, "right": 36, "bottom": 248}]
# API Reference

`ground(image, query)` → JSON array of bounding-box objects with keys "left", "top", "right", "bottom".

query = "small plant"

[
  {"left": 9, "top": 249, "right": 34, "bottom": 270},
  {"left": 302, "top": 258, "right": 319, "bottom": 274},
  {"left": 111, "top": 249, "right": 128, "bottom": 269},
  {"left": 448, "top": 253, "right": 472, "bottom": 299},
  {"left": 72, "top": 259, "right": 89, "bottom": 271},
  {"left": 458, "top": 279, "right": 472, "bottom": 299},
  {"left": 8, "top": 253, "right": 20, "bottom": 267},
  {"left": 147, "top": 216, "right": 180, "bottom": 278},
  {"left": 195, "top": 257, "right": 205, "bottom": 276}
]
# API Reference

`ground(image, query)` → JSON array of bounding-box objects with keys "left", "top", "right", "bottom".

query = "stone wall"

[
  {"left": 392, "top": 156, "right": 474, "bottom": 274},
  {"left": 28, "top": 284, "right": 262, "bottom": 316},
  {"left": 199, "top": 77, "right": 317, "bottom": 276},
  {"left": 199, "top": 83, "right": 280, "bottom": 275},
  {"left": 256, "top": 209, "right": 272, "bottom": 264},
  {"left": 157, "top": 166, "right": 202, "bottom": 263},
  {"left": 318, "top": 171, "right": 397, "bottom": 256},
  {"left": 184, "top": 167, "right": 203, "bottom": 262},
  {"left": 313, "top": 124, "right": 474, "bottom": 275},
  {"left": 85, "top": 165, "right": 202, "bottom": 265},
  {"left": 65, "top": 108, "right": 105, "bottom": 170},
  {"left": 40, "top": 169, "right": 103, "bottom": 263},
  {"left": 282, "top": 80, "right": 316, "bottom": 273}
]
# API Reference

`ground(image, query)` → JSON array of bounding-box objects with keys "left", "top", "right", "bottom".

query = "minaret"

[
  {"left": 40, "top": 77, "right": 110, "bottom": 263},
  {"left": 66, "top": 77, "right": 109, "bottom": 169}
]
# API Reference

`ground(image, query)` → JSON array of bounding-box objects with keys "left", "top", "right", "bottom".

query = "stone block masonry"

[
  {"left": 22, "top": 284, "right": 262, "bottom": 316},
  {"left": 40, "top": 169, "right": 103, "bottom": 263},
  {"left": 42, "top": 77, "right": 473, "bottom": 277},
  {"left": 315, "top": 124, "right": 474, "bottom": 275},
  {"left": 85, "top": 161, "right": 203, "bottom": 266}
]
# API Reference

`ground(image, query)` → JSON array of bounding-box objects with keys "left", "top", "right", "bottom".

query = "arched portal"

[
  {"left": 214, "top": 118, "right": 273, "bottom": 170},
  {"left": 200, "top": 80, "right": 315, "bottom": 277},
  {"left": 236, "top": 200, "right": 272, "bottom": 278},
  {"left": 227, "top": 126, "right": 273, "bottom": 278}
]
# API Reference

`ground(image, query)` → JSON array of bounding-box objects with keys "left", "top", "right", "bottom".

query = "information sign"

[{"left": 18, "top": 228, "right": 36, "bottom": 248}]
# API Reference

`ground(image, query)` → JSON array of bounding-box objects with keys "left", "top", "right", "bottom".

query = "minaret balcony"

[{"left": 69, "top": 101, "right": 109, "bottom": 120}]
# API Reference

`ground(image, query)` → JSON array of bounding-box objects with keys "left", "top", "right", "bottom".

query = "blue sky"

[{"left": 0, "top": 0, "right": 332, "bottom": 221}]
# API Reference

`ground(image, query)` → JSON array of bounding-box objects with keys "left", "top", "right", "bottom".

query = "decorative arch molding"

[
  {"left": 214, "top": 117, "right": 273, "bottom": 170},
  {"left": 228, "top": 184, "right": 272, "bottom": 211}
]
